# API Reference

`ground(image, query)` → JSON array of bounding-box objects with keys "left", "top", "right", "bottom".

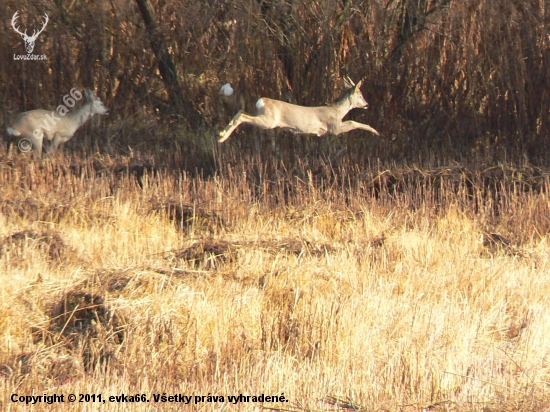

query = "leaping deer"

[
  {"left": 6, "top": 89, "right": 108, "bottom": 157},
  {"left": 11, "top": 11, "right": 49, "bottom": 54},
  {"left": 218, "top": 78, "right": 379, "bottom": 143}
]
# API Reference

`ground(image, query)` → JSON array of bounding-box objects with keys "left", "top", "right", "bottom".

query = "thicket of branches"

[{"left": 1, "top": 0, "right": 549, "bottom": 164}]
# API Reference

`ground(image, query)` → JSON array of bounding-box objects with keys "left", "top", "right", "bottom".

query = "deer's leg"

[
  {"left": 28, "top": 130, "right": 44, "bottom": 158},
  {"left": 219, "top": 111, "right": 273, "bottom": 143},
  {"left": 34, "top": 139, "right": 43, "bottom": 158},
  {"left": 220, "top": 111, "right": 250, "bottom": 142},
  {"left": 50, "top": 133, "right": 67, "bottom": 153},
  {"left": 335, "top": 121, "right": 379, "bottom": 136}
]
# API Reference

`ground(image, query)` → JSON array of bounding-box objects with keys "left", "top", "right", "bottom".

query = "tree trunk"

[{"left": 135, "top": 0, "right": 198, "bottom": 125}]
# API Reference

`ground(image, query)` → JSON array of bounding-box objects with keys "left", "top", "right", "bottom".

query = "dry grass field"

[{"left": 1, "top": 149, "right": 550, "bottom": 411}]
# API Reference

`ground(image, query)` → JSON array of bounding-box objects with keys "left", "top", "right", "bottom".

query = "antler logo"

[{"left": 11, "top": 11, "right": 49, "bottom": 54}]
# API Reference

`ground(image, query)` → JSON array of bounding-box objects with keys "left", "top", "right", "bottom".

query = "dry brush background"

[
  {"left": 1, "top": 0, "right": 550, "bottom": 411},
  {"left": 0, "top": 0, "right": 549, "bottom": 161}
]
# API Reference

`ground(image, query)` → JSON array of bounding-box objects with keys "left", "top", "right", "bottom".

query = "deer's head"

[
  {"left": 341, "top": 77, "right": 368, "bottom": 110},
  {"left": 84, "top": 89, "right": 109, "bottom": 116}
]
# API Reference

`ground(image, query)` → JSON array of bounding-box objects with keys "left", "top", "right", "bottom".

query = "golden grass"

[{"left": 1, "top": 152, "right": 550, "bottom": 411}]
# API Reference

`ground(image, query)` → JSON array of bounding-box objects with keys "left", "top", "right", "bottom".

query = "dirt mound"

[
  {"left": 153, "top": 200, "right": 225, "bottom": 233},
  {"left": 169, "top": 237, "right": 338, "bottom": 271},
  {"left": 0, "top": 197, "right": 72, "bottom": 223},
  {"left": 0, "top": 229, "right": 66, "bottom": 261},
  {"left": 174, "top": 239, "right": 233, "bottom": 269},
  {"left": 43, "top": 288, "right": 124, "bottom": 372}
]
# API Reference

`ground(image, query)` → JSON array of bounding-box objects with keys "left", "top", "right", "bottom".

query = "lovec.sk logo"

[{"left": 11, "top": 10, "right": 48, "bottom": 60}]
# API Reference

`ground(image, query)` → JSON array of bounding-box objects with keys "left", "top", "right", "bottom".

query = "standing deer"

[
  {"left": 11, "top": 11, "right": 49, "bottom": 54},
  {"left": 6, "top": 89, "right": 108, "bottom": 157},
  {"left": 218, "top": 78, "right": 379, "bottom": 143}
]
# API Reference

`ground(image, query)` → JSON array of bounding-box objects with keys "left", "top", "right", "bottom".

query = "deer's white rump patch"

[{"left": 7, "top": 127, "right": 20, "bottom": 136}]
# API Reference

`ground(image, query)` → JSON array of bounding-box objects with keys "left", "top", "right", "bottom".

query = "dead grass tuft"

[{"left": 0, "top": 229, "right": 67, "bottom": 261}]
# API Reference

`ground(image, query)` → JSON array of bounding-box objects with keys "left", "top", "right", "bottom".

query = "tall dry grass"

[{"left": 1, "top": 150, "right": 550, "bottom": 411}]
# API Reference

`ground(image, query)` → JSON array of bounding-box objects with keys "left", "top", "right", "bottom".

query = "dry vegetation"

[
  {"left": 1, "top": 0, "right": 549, "bottom": 162},
  {"left": 1, "top": 0, "right": 550, "bottom": 410},
  {"left": 1, "top": 150, "right": 550, "bottom": 411}
]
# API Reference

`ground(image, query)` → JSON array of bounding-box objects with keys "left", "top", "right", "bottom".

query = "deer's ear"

[
  {"left": 355, "top": 79, "right": 363, "bottom": 90},
  {"left": 83, "top": 89, "right": 93, "bottom": 100},
  {"left": 343, "top": 76, "right": 355, "bottom": 88}
]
